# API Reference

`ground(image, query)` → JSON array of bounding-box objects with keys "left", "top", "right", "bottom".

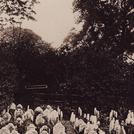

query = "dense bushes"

[{"left": 0, "top": 24, "right": 132, "bottom": 110}]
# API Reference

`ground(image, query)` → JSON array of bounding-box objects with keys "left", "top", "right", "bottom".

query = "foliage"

[
  {"left": 0, "top": 27, "right": 54, "bottom": 83},
  {"left": 0, "top": 0, "right": 133, "bottom": 108},
  {"left": 0, "top": 41, "right": 19, "bottom": 110},
  {"left": 0, "top": 27, "right": 55, "bottom": 109},
  {"left": 0, "top": 0, "right": 39, "bottom": 26},
  {"left": 57, "top": 0, "right": 134, "bottom": 107},
  {"left": 0, "top": 0, "right": 39, "bottom": 109},
  {"left": 72, "top": 0, "right": 134, "bottom": 56}
]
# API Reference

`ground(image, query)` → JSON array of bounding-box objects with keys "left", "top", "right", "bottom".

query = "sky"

[{"left": 22, "top": 0, "right": 82, "bottom": 48}]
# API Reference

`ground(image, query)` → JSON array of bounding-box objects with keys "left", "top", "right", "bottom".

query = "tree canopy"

[
  {"left": 72, "top": 0, "right": 134, "bottom": 57},
  {"left": 0, "top": 0, "right": 38, "bottom": 26},
  {"left": 56, "top": 0, "right": 134, "bottom": 107},
  {"left": 0, "top": 26, "right": 55, "bottom": 109}
]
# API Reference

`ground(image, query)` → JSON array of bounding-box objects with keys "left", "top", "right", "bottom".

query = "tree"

[
  {"left": 0, "top": 0, "right": 39, "bottom": 26},
  {"left": 0, "top": 0, "right": 39, "bottom": 109},
  {"left": 0, "top": 35, "right": 19, "bottom": 110},
  {"left": 73, "top": 0, "right": 134, "bottom": 57},
  {"left": 0, "top": 27, "right": 55, "bottom": 107},
  {"left": 57, "top": 0, "right": 133, "bottom": 107},
  {"left": 0, "top": 27, "right": 53, "bottom": 83},
  {"left": 58, "top": 43, "right": 130, "bottom": 107}
]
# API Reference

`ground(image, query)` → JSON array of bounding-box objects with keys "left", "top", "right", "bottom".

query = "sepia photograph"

[{"left": 0, "top": 0, "right": 133, "bottom": 133}]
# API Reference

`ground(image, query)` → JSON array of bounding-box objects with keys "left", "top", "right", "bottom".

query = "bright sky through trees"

[{"left": 22, "top": 0, "right": 82, "bottom": 48}]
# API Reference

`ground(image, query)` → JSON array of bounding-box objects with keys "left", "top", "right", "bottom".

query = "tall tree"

[
  {"left": 0, "top": 27, "right": 53, "bottom": 84},
  {"left": 0, "top": 27, "right": 54, "bottom": 108},
  {"left": 58, "top": 0, "right": 133, "bottom": 107},
  {"left": 0, "top": 0, "right": 39, "bottom": 109},
  {"left": 73, "top": 0, "right": 134, "bottom": 57}
]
